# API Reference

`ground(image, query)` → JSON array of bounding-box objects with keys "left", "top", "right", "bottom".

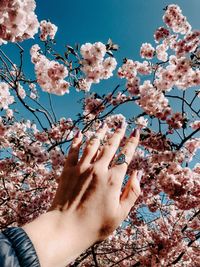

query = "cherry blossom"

[
  {"left": 140, "top": 43, "right": 155, "bottom": 59},
  {"left": 0, "top": 3, "right": 200, "bottom": 266},
  {"left": 30, "top": 44, "right": 70, "bottom": 95},
  {"left": 0, "top": 0, "right": 39, "bottom": 45},
  {"left": 0, "top": 82, "right": 15, "bottom": 109},
  {"left": 39, "top": 20, "right": 58, "bottom": 41},
  {"left": 80, "top": 42, "right": 117, "bottom": 85}
]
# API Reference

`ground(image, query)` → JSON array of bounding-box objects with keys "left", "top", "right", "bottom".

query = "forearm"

[{"left": 22, "top": 210, "right": 95, "bottom": 267}]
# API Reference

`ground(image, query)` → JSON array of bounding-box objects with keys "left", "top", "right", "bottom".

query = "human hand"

[
  {"left": 22, "top": 123, "right": 141, "bottom": 267},
  {"left": 50, "top": 123, "right": 141, "bottom": 243}
]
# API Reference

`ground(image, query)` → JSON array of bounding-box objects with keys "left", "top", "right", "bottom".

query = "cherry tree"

[{"left": 0, "top": 1, "right": 200, "bottom": 266}]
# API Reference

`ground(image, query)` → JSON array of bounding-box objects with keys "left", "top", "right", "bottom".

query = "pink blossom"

[
  {"left": 30, "top": 45, "right": 70, "bottom": 95},
  {"left": 156, "top": 43, "right": 169, "bottom": 61},
  {"left": 163, "top": 4, "right": 191, "bottom": 34},
  {"left": 135, "top": 116, "right": 148, "bottom": 129},
  {"left": 184, "top": 138, "right": 200, "bottom": 161},
  {"left": 137, "top": 80, "right": 171, "bottom": 118},
  {"left": 39, "top": 20, "right": 57, "bottom": 41},
  {"left": 118, "top": 59, "right": 137, "bottom": 79},
  {"left": 140, "top": 43, "right": 155, "bottom": 59},
  {"left": 166, "top": 112, "right": 185, "bottom": 129},
  {"left": 0, "top": 0, "right": 39, "bottom": 44},
  {"left": 126, "top": 76, "right": 140, "bottom": 95},
  {"left": 154, "top": 27, "right": 170, "bottom": 43},
  {"left": 80, "top": 42, "right": 117, "bottom": 85},
  {"left": 0, "top": 82, "right": 15, "bottom": 109},
  {"left": 190, "top": 120, "right": 200, "bottom": 130}
]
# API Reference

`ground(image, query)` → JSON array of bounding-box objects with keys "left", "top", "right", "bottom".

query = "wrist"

[{"left": 22, "top": 210, "right": 95, "bottom": 267}]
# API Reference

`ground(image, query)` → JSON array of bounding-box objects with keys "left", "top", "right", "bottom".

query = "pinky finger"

[{"left": 118, "top": 171, "right": 141, "bottom": 220}]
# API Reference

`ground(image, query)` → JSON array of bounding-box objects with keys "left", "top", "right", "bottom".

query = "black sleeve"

[{"left": 0, "top": 227, "right": 41, "bottom": 267}]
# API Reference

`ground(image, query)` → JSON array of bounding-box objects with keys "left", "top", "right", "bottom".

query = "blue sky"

[
  {"left": 3, "top": 0, "right": 199, "bottom": 121},
  {"left": 35, "top": 0, "right": 200, "bottom": 121},
  {"left": 1, "top": 1, "right": 200, "bottom": 150}
]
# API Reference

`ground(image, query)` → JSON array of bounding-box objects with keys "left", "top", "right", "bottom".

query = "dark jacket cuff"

[{"left": 1, "top": 227, "right": 41, "bottom": 267}]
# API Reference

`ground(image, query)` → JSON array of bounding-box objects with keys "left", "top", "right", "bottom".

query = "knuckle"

[{"left": 93, "top": 162, "right": 105, "bottom": 173}]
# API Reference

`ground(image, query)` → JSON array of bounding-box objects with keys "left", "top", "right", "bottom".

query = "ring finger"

[{"left": 110, "top": 128, "right": 140, "bottom": 185}]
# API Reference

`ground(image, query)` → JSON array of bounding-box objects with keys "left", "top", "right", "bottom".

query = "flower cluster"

[
  {"left": 118, "top": 60, "right": 152, "bottom": 96},
  {"left": 173, "top": 30, "right": 200, "bottom": 57},
  {"left": 39, "top": 20, "right": 58, "bottom": 41},
  {"left": 184, "top": 138, "right": 200, "bottom": 162},
  {"left": 154, "top": 55, "right": 200, "bottom": 91},
  {"left": 140, "top": 43, "right": 155, "bottom": 59},
  {"left": 154, "top": 27, "right": 170, "bottom": 43},
  {"left": 156, "top": 43, "right": 169, "bottom": 61},
  {"left": 138, "top": 80, "right": 171, "bottom": 118},
  {"left": 49, "top": 148, "right": 65, "bottom": 168},
  {"left": 105, "top": 114, "right": 127, "bottom": 130},
  {"left": 80, "top": 42, "right": 117, "bottom": 85},
  {"left": 163, "top": 4, "right": 191, "bottom": 34},
  {"left": 158, "top": 162, "right": 199, "bottom": 209},
  {"left": 140, "top": 130, "right": 171, "bottom": 152},
  {"left": 126, "top": 76, "right": 140, "bottom": 95},
  {"left": 111, "top": 92, "right": 131, "bottom": 105},
  {"left": 30, "top": 45, "right": 70, "bottom": 95},
  {"left": 134, "top": 116, "right": 148, "bottom": 129},
  {"left": 166, "top": 112, "right": 185, "bottom": 129},
  {"left": 0, "top": 0, "right": 39, "bottom": 45},
  {"left": 190, "top": 120, "right": 200, "bottom": 130},
  {"left": 35, "top": 118, "right": 74, "bottom": 143},
  {"left": 83, "top": 93, "right": 105, "bottom": 120},
  {"left": 0, "top": 82, "right": 14, "bottom": 110}
]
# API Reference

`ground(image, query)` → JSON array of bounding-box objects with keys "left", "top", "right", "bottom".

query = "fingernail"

[
  {"left": 137, "top": 170, "right": 143, "bottom": 183},
  {"left": 131, "top": 128, "right": 140, "bottom": 137},
  {"left": 117, "top": 122, "right": 126, "bottom": 129},
  {"left": 117, "top": 123, "right": 122, "bottom": 129},
  {"left": 100, "top": 122, "right": 105, "bottom": 128},
  {"left": 75, "top": 130, "right": 81, "bottom": 138}
]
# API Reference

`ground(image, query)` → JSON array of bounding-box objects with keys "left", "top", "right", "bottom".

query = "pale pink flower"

[
  {"left": 156, "top": 43, "right": 168, "bottom": 61},
  {"left": 126, "top": 76, "right": 140, "bottom": 95},
  {"left": 138, "top": 80, "right": 171, "bottom": 118},
  {"left": 0, "top": 0, "right": 39, "bottom": 43},
  {"left": 39, "top": 20, "right": 57, "bottom": 41},
  {"left": 0, "top": 82, "right": 15, "bottom": 109},
  {"left": 154, "top": 27, "right": 170, "bottom": 43},
  {"left": 30, "top": 45, "right": 70, "bottom": 95},
  {"left": 190, "top": 120, "right": 200, "bottom": 129},
  {"left": 18, "top": 84, "right": 26, "bottom": 99},
  {"left": 80, "top": 42, "right": 117, "bottom": 85},
  {"left": 135, "top": 116, "right": 148, "bottom": 129},
  {"left": 140, "top": 43, "right": 155, "bottom": 59},
  {"left": 6, "top": 109, "right": 13, "bottom": 118},
  {"left": 163, "top": 4, "right": 191, "bottom": 34}
]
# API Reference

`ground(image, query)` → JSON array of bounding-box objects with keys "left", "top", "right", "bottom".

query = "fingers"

[
  {"left": 65, "top": 130, "right": 83, "bottom": 166},
  {"left": 96, "top": 123, "right": 127, "bottom": 168},
  {"left": 118, "top": 171, "right": 141, "bottom": 221},
  {"left": 111, "top": 128, "right": 140, "bottom": 176},
  {"left": 79, "top": 123, "right": 108, "bottom": 166}
]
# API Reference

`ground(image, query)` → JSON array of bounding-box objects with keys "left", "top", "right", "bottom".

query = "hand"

[
  {"left": 50, "top": 123, "right": 141, "bottom": 242},
  {"left": 22, "top": 123, "right": 141, "bottom": 267}
]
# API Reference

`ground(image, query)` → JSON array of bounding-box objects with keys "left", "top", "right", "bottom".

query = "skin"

[{"left": 22, "top": 123, "right": 141, "bottom": 267}]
